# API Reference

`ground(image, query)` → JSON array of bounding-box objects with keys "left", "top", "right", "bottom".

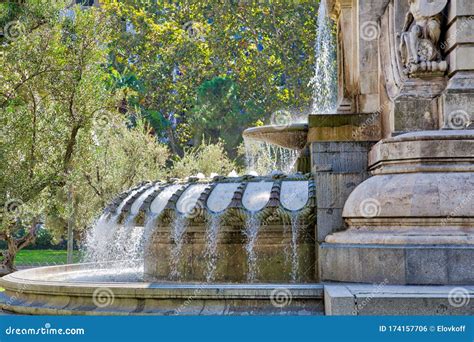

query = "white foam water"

[
  {"left": 84, "top": 185, "right": 148, "bottom": 263},
  {"left": 244, "top": 138, "right": 298, "bottom": 176},
  {"left": 244, "top": 213, "right": 260, "bottom": 282},
  {"left": 308, "top": 0, "right": 337, "bottom": 113},
  {"left": 204, "top": 213, "right": 222, "bottom": 282},
  {"left": 169, "top": 214, "right": 188, "bottom": 280}
]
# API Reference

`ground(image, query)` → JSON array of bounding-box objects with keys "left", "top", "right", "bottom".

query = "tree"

[
  {"left": 191, "top": 77, "right": 261, "bottom": 156},
  {"left": 171, "top": 140, "right": 238, "bottom": 179},
  {"left": 0, "top": 2, "right": 113, "bottom": 273},
  {"left": 70, "top": 116, "right": 169, "bottom": 234},
  {"left": 100, "top": 0, "right": 318, "bottom": 156}
]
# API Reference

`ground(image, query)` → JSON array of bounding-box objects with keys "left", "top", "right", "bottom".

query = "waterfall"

[
  {"left": 169, "top": 214, "right": 188, "bottom": 280},
  {"left": 84, "top": 185, "right": 147, "bottom": 263},
  {"left": 83, "top": 213, "right": 117, "bottom": 263},
  {"left": 308, "top": 0, "right": 337, "bottom": 113},
  {"left": 244, "top": 213, "right": 260, "bottom": 282},
  {"left": 244, "top": 137, "right": 298, "bottom": 175},
  {"left": 204, "top": 213, "right": 221, "bottom": 282},
  {"left": 138, "top": 213, "right": 159, "bottom": 258}
]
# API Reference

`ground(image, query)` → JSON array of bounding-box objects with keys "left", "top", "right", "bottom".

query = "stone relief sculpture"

[{"left": 399, "top": 0, "right": 448, "bottom": 77}]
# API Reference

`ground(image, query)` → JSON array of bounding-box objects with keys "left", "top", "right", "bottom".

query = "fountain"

[{"left": 2, "top": 0, "right": 474, "bottom": 316}]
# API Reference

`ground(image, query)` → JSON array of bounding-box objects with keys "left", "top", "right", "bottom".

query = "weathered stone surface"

[
  {"left": 325, "top": 284, "right": 474, "bottom": 315},
  {"left": 406, "top": 248, "right": 448, "bottom": 284},
  {"left": 321, "top": 244, "right": 474, "bottom": 285},
  {"left": 394, "top": 98, "right": 439, "bottom": 132},
  {"left": 324, "top": 286, "right": 356, "bottom": 315},
  {"left": 316, "top": 173, "right": 367, "bottom": 208},
  {"left": 326, "top": 131, "right": 474, "bottom": 255},
  {"left": 311, "top": 141, "right": 372, "bottom": 243},
  {"left": 242, "top": 123, "right": 308, "bottom": 150},
  {"left": 145, "top": 224, "right": 316, "bottom": 283},
  {"left": 308, "top": 113, "right": 381, "bottom": 142},
  {"left": 320, "top": 244, "right": 406, "bottom": 284},
  {"left": 341, "top": 172, "right": 474, "bottom": 220},
  {"left": 0, "top": 266, "right": 324, "bottom": 315},
  {"left": 316, "top": 208, "right": 345, "bottom": 242}
]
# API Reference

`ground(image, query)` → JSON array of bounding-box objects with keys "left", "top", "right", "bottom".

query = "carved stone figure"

[{"left": 399, "top": 0, "right": 448, "bottom": 76}]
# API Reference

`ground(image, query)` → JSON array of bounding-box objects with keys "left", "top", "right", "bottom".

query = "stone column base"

[{"left": 320, "top": 243, "right": 474, "bottom": 285}]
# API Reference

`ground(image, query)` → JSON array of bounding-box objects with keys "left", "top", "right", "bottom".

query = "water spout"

[
  {"left": 204, "top": 213, "right": 222, "bottom": 282},
  {"left": 169, "top": 214, "right": 188, "bottom": 280},
  {"left": 308, "top": 0, "right": 337, "bottom": 113},
  {"left": 244, "top": 213, "right": 260, "bottom": 282}
]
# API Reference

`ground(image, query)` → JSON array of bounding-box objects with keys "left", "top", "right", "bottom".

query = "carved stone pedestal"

[{"left": 320, "top": 130, "right": 474, "bottom": 285}]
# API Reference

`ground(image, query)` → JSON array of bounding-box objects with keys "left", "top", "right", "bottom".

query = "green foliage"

[
  {"left": 192, "top": 77, "right": 260, "bottom": 154},
  {"left": 71, "top": 116, "right": 170, "bottom": 231},
  {"left": 0, "top": 1, "right": 323, "bottom": 264},
  {"left": 101, "top": 0, "right": 318, "bottom": 155},
  {"left": 0, "top": 3, "right": 116, "bottom": 268},
  {"left": 171, "top": 140, "right": 238, "bottom": 179}
]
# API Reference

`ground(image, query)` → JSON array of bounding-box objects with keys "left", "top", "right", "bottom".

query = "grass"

[{"left": 14, "top": 249, "right": 82, "bottom": 266}]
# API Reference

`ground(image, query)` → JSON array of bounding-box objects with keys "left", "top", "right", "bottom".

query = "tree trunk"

[
  {"left": 0, "top": 218, "right": 39, "bottom": 276},
  {"left": 0, "top": 243, "right": 18, "bottom": 276}
]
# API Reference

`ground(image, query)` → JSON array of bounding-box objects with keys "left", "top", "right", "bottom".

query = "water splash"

[
  {"left": 83, "top": 213, "right": 117, "bottom": 263},
  {"left": 139, "top": 213, "right": 159, "bottom": 256},
  {"left": 169, "top": 214, "right": 188, "bottom": 280},
  {"left": 244, "top": 213, "right": 260, "bottom": 282},
  {"left": 84, "top": 185, "right": 147, "bottom": 263},
  {"left": 308, "top": 0, "right": 337, "bottom": 113},
  {"left": 244, "top": 138, "right": 298, "bottom": 175},
  {"left": 204, "top": 213, "right": 221, "bottom": 282}
]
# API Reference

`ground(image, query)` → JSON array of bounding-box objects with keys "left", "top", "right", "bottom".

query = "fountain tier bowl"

[
  {"left": 0, "top": 263, "right": 324, "bottom": 315},
  {"left": 242, "top": 123, "right": 308, "bottom": 150},
  {"left": 90, "top": 175, "right": 317, "bottom": 283}
]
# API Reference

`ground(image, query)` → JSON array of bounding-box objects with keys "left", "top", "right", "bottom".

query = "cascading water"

[
  {"left": 169, "top": 214, "right": 188, "bottom": 280},
  {"left": 244, "top": 213, "right": 260, "bottom": 282},
  {"left": 243, "top": 1, "right": 336, "bottom": 175},
  {"left": 84, "top": 185, "right": 148, "bottom": 263},
  {"left": 118, "top": 184, "right": 161, "bottom": 267},
  {"left": 308, "top": 0, "right": 337, "bottom": 113},
  {"left": 244, "top": 138, "right": 298, "bottom": 175},
  {"left": 81, "top": 0, "right": 330, "bottom": 283},
  {"left": 204, "top": 213, "right": 221, "bottom": 282}
]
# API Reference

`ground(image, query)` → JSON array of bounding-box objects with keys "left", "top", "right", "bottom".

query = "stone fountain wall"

[
  {"left": 145, "top": 221, "right": 316, "bottom": 283},
  {"left": 102, "top": 175, "right": 317, "bottom": 283},
  {"left": 316, "top": 0, "right": 474, "bottom": 286}
]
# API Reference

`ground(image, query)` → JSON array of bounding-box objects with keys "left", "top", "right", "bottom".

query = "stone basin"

[
  {"left": 0, "top": 263, "right": 324, "bottom": 315},
  {"left": 242, "top": 123, "right": 308, "bottom": 150}
]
